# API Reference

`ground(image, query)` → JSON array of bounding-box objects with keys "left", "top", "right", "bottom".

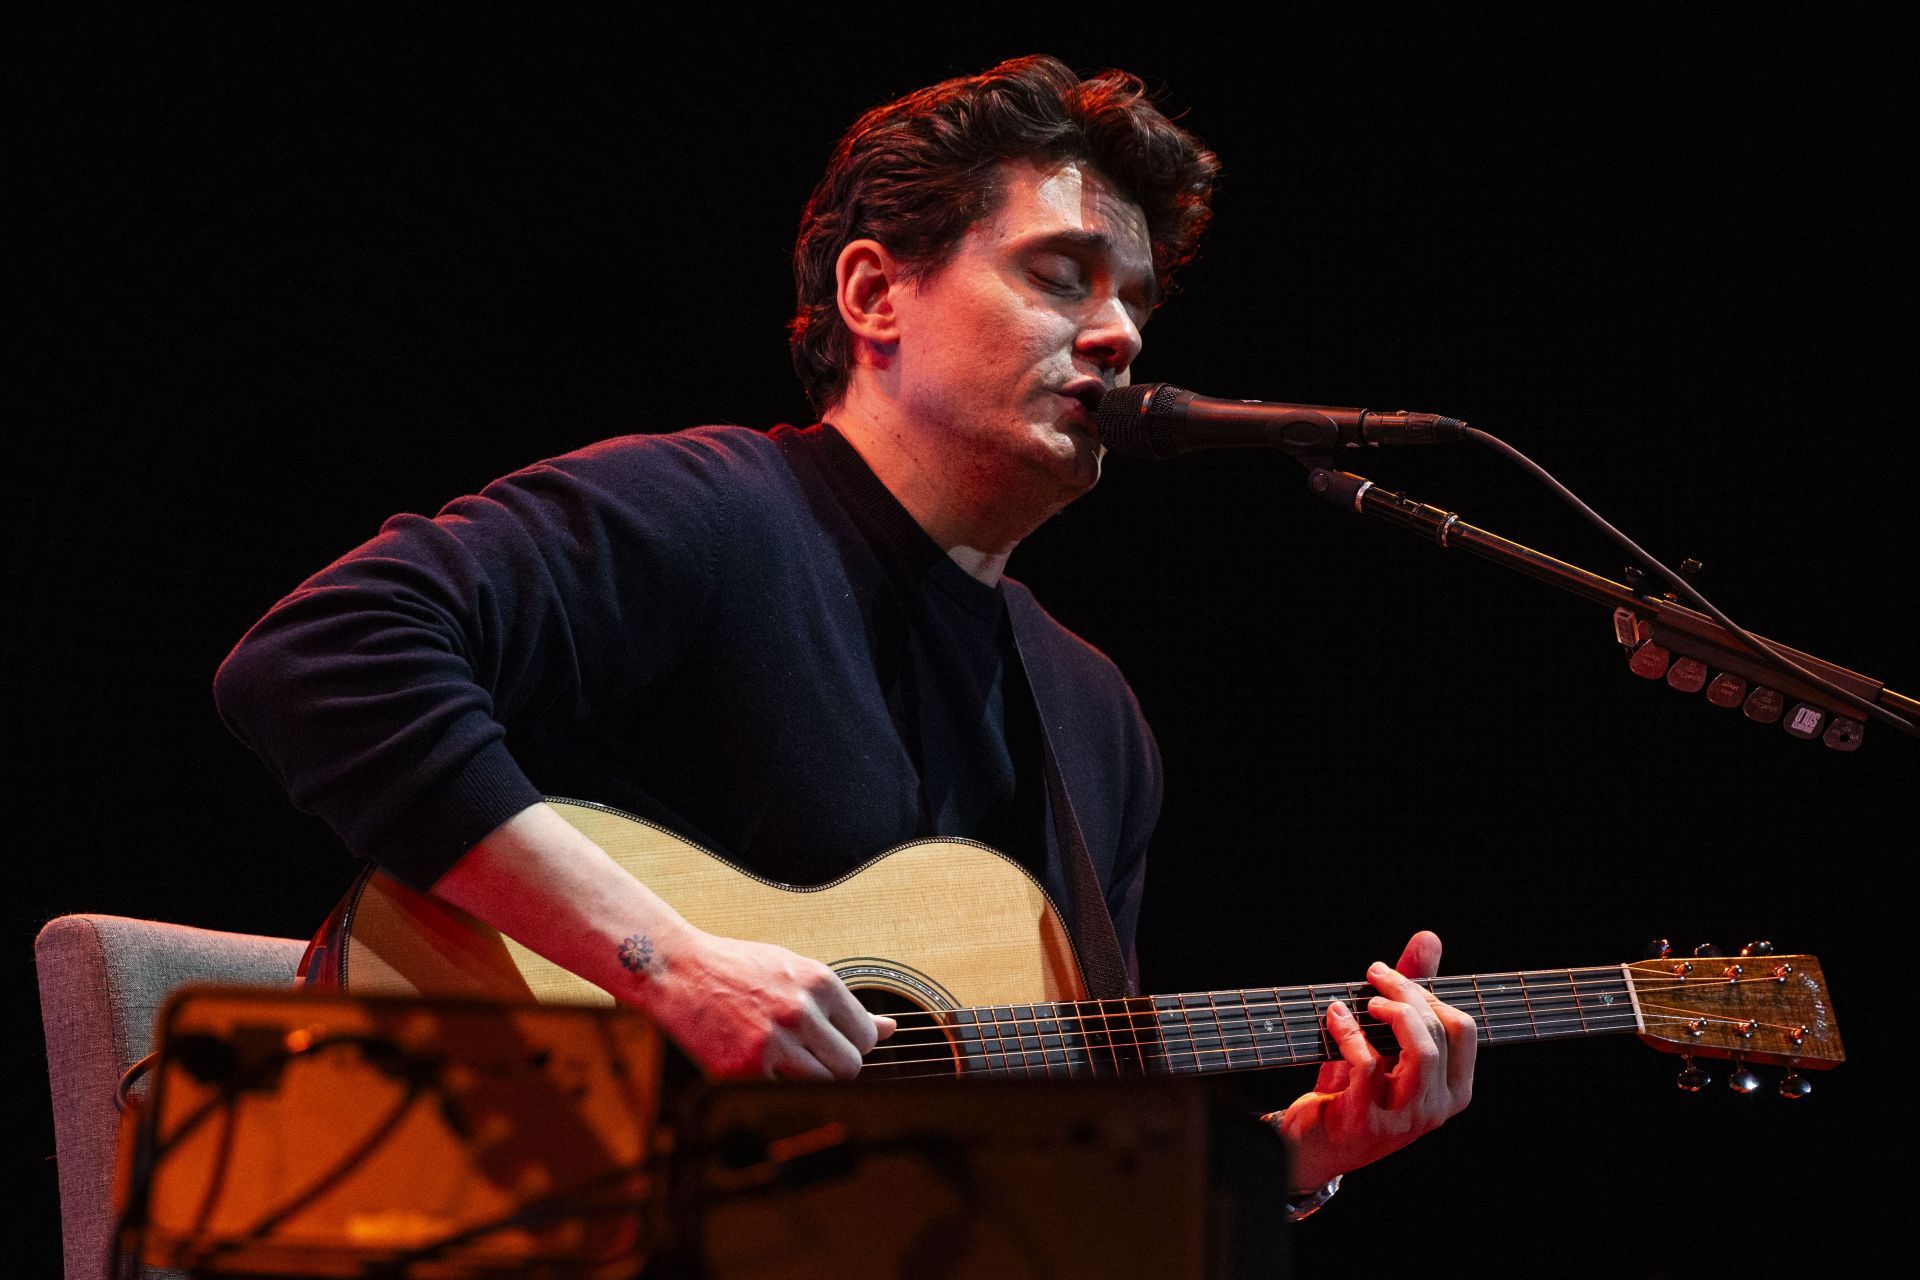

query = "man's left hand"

[{"left": 1271, "top": 930, "right": 1477, "bottom": 1191}]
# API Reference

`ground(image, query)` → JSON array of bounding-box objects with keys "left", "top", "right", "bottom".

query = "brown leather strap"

[{"left": 1035, "top": 710, "right": 1130, "bottom": 1000}]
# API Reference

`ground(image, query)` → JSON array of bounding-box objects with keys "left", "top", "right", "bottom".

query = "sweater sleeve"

[{"left": 212, "top": 430, "right": 751, "bottom": 888}]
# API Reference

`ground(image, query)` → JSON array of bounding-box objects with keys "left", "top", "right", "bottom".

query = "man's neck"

[{"left": 825, "top": 394, "right": 1063, "bottom": 587}]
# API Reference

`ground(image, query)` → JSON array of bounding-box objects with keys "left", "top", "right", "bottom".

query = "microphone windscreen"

[{"left": 1094, "top": 383, "right": 1185, "bottom": 459}]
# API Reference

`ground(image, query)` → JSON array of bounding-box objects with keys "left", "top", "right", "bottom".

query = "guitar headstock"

[{"left": 1624, "top": 952, "right": 1844, "bottom": 1072}]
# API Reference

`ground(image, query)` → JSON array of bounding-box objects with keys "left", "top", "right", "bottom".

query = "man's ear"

[{"left": 835, "top": 238, "right": 904, "bottom": 346}]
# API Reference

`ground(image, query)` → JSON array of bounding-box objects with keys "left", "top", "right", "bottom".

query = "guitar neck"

[{"left": 948, "top": 966, "right": 1638, "bottom": 1079}]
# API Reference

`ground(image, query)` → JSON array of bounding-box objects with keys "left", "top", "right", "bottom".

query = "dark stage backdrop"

[{"left": 15, "top": 12, "right": 1912, "bottom": 1276}]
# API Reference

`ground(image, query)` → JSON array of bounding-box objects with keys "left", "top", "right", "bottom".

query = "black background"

[{"left": 14, "top": 10, "right": 1913, "bottom": 1276}]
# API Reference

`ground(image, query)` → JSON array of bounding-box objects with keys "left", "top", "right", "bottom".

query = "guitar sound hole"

[{"left": 856, "top": 988, "right": 960, "bottom": 1081}]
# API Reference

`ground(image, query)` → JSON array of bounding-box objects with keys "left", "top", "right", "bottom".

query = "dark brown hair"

[{"left": 789, "top": 55, "right": 1220, "bottom": 414}]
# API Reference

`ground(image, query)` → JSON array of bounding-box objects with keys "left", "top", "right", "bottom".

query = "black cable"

[
  {"left": 1464, "top": 426, "right": 1917, "bottom": 738},
  {"left": 216, "top": 1084, "right": 427, "bottom": 1251},
  {"left": 111, "top": 1035, "right": 439, "bottom": 1278},
  {"left": 356, "top": 1163, "right": 656, "bottom": 1277}
]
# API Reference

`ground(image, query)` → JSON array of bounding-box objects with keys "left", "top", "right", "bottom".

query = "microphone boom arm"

[{"left": 1302, "top": 465, "right": 1920, "bottom": 735}]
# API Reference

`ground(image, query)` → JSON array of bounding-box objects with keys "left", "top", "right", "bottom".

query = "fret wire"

[
  {"left": 1157, "top": 995, "right": 1196, "bottom": 1076},
  {"left": 1565, "top": 969, "right": 1592, "bottom": 1036},
  {"left": 1203, "top": 990, "right": 1231, "bottom": 1071},
  {"left": 1235, "top": 988, "right": 1265, "bottom": 1069},
  {"left": 1134, "top": 994, "right": 1159, "bottom": 1075},
  {"left": 1171, "top": 995, "right": 1198, "bottom": 1076},
  {"left": 1267, "top": 988, "right": 1298, "bottom": 1066},
  {"left": 988, "top": 1002, "right": 1015, "bottom": 1076},
  {"left": 1038, "top": 1002, "right": 1060, "bottom": 1077},
  {"left": 1515, "top": 973, "right": 1543, "bottom": 1040},
  {"left": 980, "top": 1003, "right": 1007, "bottom": 1076},
  {"left": 1014, "top": 1003, "right": 1043, "bottom": 1078},
  {"left": 1107, "top": 994, "right": 1127, "bottom": 1076},
  {"left": 1210, "top": 989, "right": 1239, "bottom": 1070}
]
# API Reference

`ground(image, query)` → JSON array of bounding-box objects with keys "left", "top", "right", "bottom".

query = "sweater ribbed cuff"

[{"left": 363, "top": 738, "right": 545, "bottom": 891}]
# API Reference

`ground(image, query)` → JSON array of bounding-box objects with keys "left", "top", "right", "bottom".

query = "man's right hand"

[{"left": 640, "top": 929, "right": 896, "bottom": 1079}]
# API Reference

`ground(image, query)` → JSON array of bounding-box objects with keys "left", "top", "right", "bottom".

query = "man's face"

[{"left": 888, "top": 157, "right": 1154, "bottom": 501}]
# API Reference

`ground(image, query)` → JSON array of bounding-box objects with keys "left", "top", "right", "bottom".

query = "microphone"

[{"left": 1095, "top": 382, "right": 1467, "bottom": 459}]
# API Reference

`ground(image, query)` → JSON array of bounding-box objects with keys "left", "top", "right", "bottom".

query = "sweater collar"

[{"left": 794, "top": 422, "right": 1005, "bottom": 618}]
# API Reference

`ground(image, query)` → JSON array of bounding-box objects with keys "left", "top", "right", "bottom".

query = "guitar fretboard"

[{"left": 943, "top": 966, "right": 1638, "bottom": 1079}]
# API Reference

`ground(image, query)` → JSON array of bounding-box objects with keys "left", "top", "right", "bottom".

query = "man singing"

[{"left": 215, "top": 54, "right": 1475, "bottom": 1217}]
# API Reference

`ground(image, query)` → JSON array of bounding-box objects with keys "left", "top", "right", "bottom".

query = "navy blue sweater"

[{"left": 214, "top": 424, "right": 1162, "bottom": 967}]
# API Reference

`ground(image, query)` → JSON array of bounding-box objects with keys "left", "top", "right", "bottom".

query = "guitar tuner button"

[
  {"left": 1705, "top": 671, "right": 1749, "bottom": 708},
  {"left": 1740, "top": 941, "right": 1774, "bottom": 957},
  {"left": 1677, "top": 1057, "right": 1710, "bottom": 1093},
  {"left": 1693, "top": 944, "right": 1723, "bottom": 958},
  {"left": 1645, "top": 938, "right": 1673, "bottom": 961},
  {"left": 1784, "top": 702, "right": 1827, "bottom": 739},
  {"left": 1779, "top": 1072, "right": 1813, "bottom": 1100},
  {"left": 1823, "top": 717, "right": 1864, "bottom": 752},
  {"left": 1729, "top": 1064, "right": 1761, "bottom": 1095},
  {"left": 1743, "top": 686, "right": 1785, "bottom": 724}
]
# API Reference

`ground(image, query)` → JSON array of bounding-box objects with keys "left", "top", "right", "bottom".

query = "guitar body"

[{"left": 339, "top": 798, "right": 1089, "bottom": 1013}]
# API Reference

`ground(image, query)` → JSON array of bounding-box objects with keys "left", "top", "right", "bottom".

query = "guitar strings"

[
  {"left": 853, "top": 1003, "right": 1814, "bottom": 1080},
  {"left": 853, "top": 974, "right": 1820, "bottom": 1076},
  {"left": 869, "top": 969, "right": 1804, "bottom": 1033},
  {"left": 859, "top": 988, "right": 1810, "bottom": 1063}
]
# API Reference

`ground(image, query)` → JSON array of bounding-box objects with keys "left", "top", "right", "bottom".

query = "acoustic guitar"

[{"left": 330, "top": 799, "right": 1844, "bottom": 1088}]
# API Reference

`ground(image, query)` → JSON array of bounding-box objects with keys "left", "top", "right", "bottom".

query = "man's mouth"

[{"left": 1059, "top": 385, "right": 1107, "bottom": 419}]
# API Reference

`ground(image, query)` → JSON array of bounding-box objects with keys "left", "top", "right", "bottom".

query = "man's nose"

[{"left": 1077, "top": 295, "right": 1143, "bottom": 372}]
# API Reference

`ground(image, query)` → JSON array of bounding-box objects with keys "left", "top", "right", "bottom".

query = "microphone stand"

[{"left": 1300, "top": 464, "right": 1920, "bottom": 744}]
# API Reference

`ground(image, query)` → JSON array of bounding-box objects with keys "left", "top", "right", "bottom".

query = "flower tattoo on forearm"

[{"left": 617, "top": 933, "right": 659, "bottom": 976}]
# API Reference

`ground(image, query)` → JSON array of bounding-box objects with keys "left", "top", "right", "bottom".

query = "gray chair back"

[{"left": 35, "top": 914, "right": 306, "bottom": 1280}]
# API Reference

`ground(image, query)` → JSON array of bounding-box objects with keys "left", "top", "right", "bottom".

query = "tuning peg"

[
  {"left": 1676, "top": 1057, "right": 1711, "bottom": 1093},
  {"left": 1740, "top": 940, "right": 1774, "bottom": 957},
  {"left": 1693, "top": 944, "right": 1724, "bottom": 958},
  {"left": 1778, "top": 1071, "right": 1813, "bottom": 1100},
  {"left": 1644, "top": 938, "right": 1672, "bottom": 960},
  {"left": 1728, "top": 1063, "right": 1761, "bottom": 1095}
]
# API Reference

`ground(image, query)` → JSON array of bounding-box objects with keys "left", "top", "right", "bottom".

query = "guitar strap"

[
  {"left": 1006, "top": 592, "right": 1130, "bottom": 1001},
  {"left": 1038, "top": 722, "right": 1131, "bottom": 1000}
]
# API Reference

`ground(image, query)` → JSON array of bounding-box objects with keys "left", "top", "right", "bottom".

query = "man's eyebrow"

[{"left": 1022, "top": 229, "right": 1161, "bottom": 306}]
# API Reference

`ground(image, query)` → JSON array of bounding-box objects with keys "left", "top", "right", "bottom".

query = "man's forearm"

[
  {"left": 428, "top": 800, "right": 891, "bottom": 1078},
  {"left": 430, "top": 800, "right": 693, "bottom": 1003}
]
